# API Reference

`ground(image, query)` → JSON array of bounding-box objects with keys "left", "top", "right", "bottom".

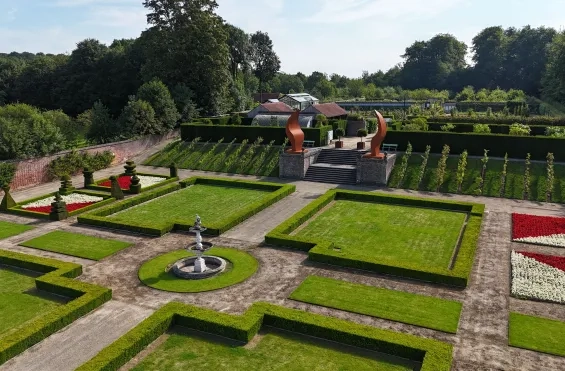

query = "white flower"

[
  {"left": 137, "top": 175, "right": 167, "bottom": 188},
  {"left": 511, "top": 250, "right": 565, "bottom": 304},
  {"left": 513, "top": 234, "right": 565, "bottom": 248},
  {"left": 22, "top": 193, "right": 104, "bottom": 209}
]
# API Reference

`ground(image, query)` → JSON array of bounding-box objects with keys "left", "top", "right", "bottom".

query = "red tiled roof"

[
  {"left": 305, "top": 103, "right": 347, "bottom": 117},
  {"left": 260, "top": 102, "right": 294, "bottom": 113}
]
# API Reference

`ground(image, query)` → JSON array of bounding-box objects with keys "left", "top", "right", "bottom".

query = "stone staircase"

[{"left": 304, "top": 149, "right": 360, "bottom": 185}]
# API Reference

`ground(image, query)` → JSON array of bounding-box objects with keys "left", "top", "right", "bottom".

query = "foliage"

[
  {"left": 500, "top": 153, "right": 509, "bottom": 197},
  {"left": 395, "top": 142, "right": 412, "bottom": 188},
  {"left": 0, "top": 162, "right": 16, "bottom": 187},
  {"left": 236, "top": 137, "right": 263, "bottom": 173},
  {"left": 366, "top": 118, "right": 377, "bottom": 133},
  {"left": 545, "top": 126, "right": 565, "bottom": 137},
  {"left": 475, "top": 149, "right": 489, "bottom": 195},
  {"left": 523, "top": 153, "right": 531, "bottom": 200},
  {"left": 455, "top": 150, "right": 468, "bottom": 193},
  {"left": 403, "top": 117, "right": 428, "bottom": 131},
  {"left": 118, "top": 98, "right": 158, "bottom": 136},
  {"left": 435, "top": 145, "right": 450, "bottom": 192},
  {"left": 135, "top": 79, "right": 180, "bottom": 130},
  {"left": 229, "top": 114, "right": 242, "bottom": 125},
  {"left": 357, "top": 128, "right": 368, "bottom": 138},
  {"left": 250, "top": 31, "right": 281, "bottom": 91},
  {"left": 46, "top": 150, "right": 115, "bottom": 180},
  {"left": 509, "top": 123, "right": 531, "bottom": 136},
  {"left": 335, "top": 128, "right": 345, "bottom": 139},
  {"left": 86, "top": 101, "right": 116, "bottom": 144},
  {"left": 473, "top": 124, "right": 491, "bottom": 133},
  {"left": 315, "top": 114, "right": 328, "bottom": 127},
  {"left": 546, "top": 152, "right": 555, "bottom": 202},
  {"left": 440, "top": 123, "right": 455, "bottom": 132},
  {"left": 417, "top": 146, "right": 431, "bottom": 189}
]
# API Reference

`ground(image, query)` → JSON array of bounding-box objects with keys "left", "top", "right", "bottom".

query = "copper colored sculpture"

[
  {"left": 363, "top": 110, "right": 388, "bottom": 159},
  {"left": 285, "top": 110, "right": 307, "bottom": 154}
]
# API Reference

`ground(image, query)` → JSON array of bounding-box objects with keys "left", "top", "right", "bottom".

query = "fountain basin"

[{"left": 172, "top": 256, "right": 227, "bottom": 279}]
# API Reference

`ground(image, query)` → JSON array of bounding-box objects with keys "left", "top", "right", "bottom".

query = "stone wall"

[
  {"left": 3, "top": 131, "right": 179, "bottom": 192},
  {"left": 279, "top": 148, "right": 322, "bottom": 179},
  {"left": 356, "top": 154, "right": 397, "bottom": 185}
]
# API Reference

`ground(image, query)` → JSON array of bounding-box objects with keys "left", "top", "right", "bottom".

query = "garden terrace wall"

[
  {"left": 1, "top": 130, "right": 179, "bottom": 194},
  {"left": 78, "top": 177, "right": 296, "bottom": 236},
  {"left": 180, "top": 124, "right": 331, "bottom": 147},
  {"left": 265, "top": 190, "right": 484, "bottom": 287},
  {"left": 385, "top": 131, "right": 565, "bottom": 160},
  {"left": 76, "top": 301, "right": 452, "bottom": 371},
  {"left": 0, "top": 250, "right": 111, "bottom": 365}
]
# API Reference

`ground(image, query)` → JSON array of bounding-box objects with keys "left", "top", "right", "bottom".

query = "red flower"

[
  {"left": 518, "top": 251, "right": 565, "bottom": 272},
  {"left": 24, "top": 202, "right": 97, "bottom": 214},
  {"left": 98, "top": 175, "right": 131, "bottom": 190},
  {"left": 512, "top": 213, "right": 565, "bottom": 239}
]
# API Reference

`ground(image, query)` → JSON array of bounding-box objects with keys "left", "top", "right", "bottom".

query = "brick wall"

[{"left": 3, "top": 131, "right": 179, "bottom": 192}]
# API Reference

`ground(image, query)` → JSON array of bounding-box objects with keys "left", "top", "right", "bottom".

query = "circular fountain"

[{"left": 171, "top": 215, "right": 227, "bottom": 280}]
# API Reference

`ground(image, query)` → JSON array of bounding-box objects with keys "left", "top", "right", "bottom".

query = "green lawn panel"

[
  {"left": 295, "top": 200, "right": 465, "bottom": 270},
  {"left": 509, "top": 312, "right": 565, "bottom": 357},
  {"left": 108, "top": 184, "right": 270, "bottom": 229},
  {"left": 132, "top": 331, "right": 413, "bottom": 371},
  {"left": 0, "top": 268, "right": 61, "bottom": 336},
  {"left": 19, "top": 231, "right": 133, "bottom": 261},
  {"left": 0, "top": 221, "right": 33, "bottom": 239},
  {"left": 290, "top": 276, "right": 461, "bottom": 333}
]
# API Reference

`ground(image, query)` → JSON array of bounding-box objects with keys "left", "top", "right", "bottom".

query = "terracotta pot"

[
  {"left": 357, "top": 142, "right": 365, "bottom": 150},
  {"left": 335, "top": 141, "right": 344, "bottom": 148}
]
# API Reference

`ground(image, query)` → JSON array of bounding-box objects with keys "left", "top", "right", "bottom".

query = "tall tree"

[
  {"left": 136, "top": 79, "right": 180, "bottom": 130},
  {"left": 471, "top": 26, "right": 507, "bottom": 89},
  {"left": 225, "top": 24, "right": 251, "bottom": 79},
  {"left": 542, "top": 32, "right": 565, "bottom": 103},
  {"left": 250, "top": 31, "right": 281, "bottom": 94}
]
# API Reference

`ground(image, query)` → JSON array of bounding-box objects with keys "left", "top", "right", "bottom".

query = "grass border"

[
  {"left": 78, "top": 176, "right": 296, "bottom": 236},
  {"left": 509, "top": 312, "right": 565, "bottom": 357},
  {"left": 0, "top": 249, "right": 112, "bottom": 365},
  {"left": 76, "top": 301, "right": 452, "bottom": 371},
  {"left": 3, "top": 190, "right": 115, "bottom": 220},
  {"left": 265, "top": 189, "right": 484, "bottom": 287},
  {"left": 86, "top": 173, "right": 179, "bottom": 194}
]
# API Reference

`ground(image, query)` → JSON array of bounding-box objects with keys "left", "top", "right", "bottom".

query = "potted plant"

[
  {"left": 356, "top": 128, "right": 368, "bottom": 150},
  {"left": 335, "top": 128, "right": 345, "bottom": 148}
]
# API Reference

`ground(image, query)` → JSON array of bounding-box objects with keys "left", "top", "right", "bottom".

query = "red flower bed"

[
  {"left": 519, "top": 251, "right": 565, "bottom": 272},
  {"left": 512, "top": 213, "right": 565, "bottom": 239},
  {"left": 23, "top": 202, "right": 97, "bottom": 214},
  {"left": 98, "top": 175, "right": 131, "bottom": 190}
]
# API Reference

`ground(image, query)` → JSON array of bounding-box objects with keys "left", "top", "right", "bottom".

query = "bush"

[
  {"left": 119, "top": 99, "right": 158, "bottom": 136},
  {"left": 509, "top": 123, "right": 531, "bottom": 136},
  {"left": 86, "top": 101, "right": 117, "bottom": 144},
  {"left": 229, "top": 114, "right": 242, "bottom": 126},
  {"left": 46, "top": 150, "right": 115, "bottom": 180},
  {"left": 473, "top": 124, "right": 491, "bottom": 133},
  {"left": 347, "top": 113, "right": 364, "bottom": 121},
  {"left": 357, "top": 128, "right": 368, "bottom": 138},
  {"left": 402, "top": 117, "right": 428, "bottom": 131},
  {"left": 315, "top": 114, "right": 328, "bottom": 127},
  {"left": 366, "top": 118, "right": 377, "bottom": 133},
  {"left": 199, "top": 118, "right": 213, "bottom": 125},
  {"left": 0, "top": 162, "right": 16, "bottom": 187},
  {"left": 335, "top": 128, "right": 345, "bottom": 139},
  {"left": 136, "top": 79, "right": 180, "bottom": 130},
  {"left": 440, "top": 123, "right": 455, "bottom": 132},
  {"left": 545, "top": 126, "right": 565, "bottom": 138}
]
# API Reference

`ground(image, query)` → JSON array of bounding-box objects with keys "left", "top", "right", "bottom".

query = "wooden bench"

[
  {"left": 382, "top": 143, "right": 398, "bottom": 152},
  {"left": 303, "top": 140, "right": 315, "bottom": 148}
]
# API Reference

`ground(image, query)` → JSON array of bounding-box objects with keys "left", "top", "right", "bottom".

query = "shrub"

[
  {"left": 403, "top": 117, "right": 428, "bottom": 131},
  {"left": 0, "top": 162, "right": 16, "bottom": 187},
  {"left": 86, "top": 101, "right": 117, "bottom": 144},
  {"left": 473, "top": 124, "right": 491, "bottom": 133},
  {"left": 450, "top": 107, "right": 458, "bottom": 117},
  {"left": 440, "top": 123, "right": 455, "bottom": 132},
  {"left": 347, "top": 113, "right": 364, "bottom": 121},
  {"left": 417, "top": 145, "right": 431, "bottom": 189},
  {"left": 46, "top": 151, "right": 115, "bottom": 180},
  {"left": 523, "top": 153, "right": 531, "bottom": 200},
  {"left": 200, "top": 118, "right": 213, "bottom": 125},
  {"left": 486, "top": 107, "right": 493, "bottom": 117},
  {"left": 545, "top": 126, "right": 565, "bottom": 137},
  {"left": 119, "top": 99, "right": 158, "bottom": 136},
  {"left": 435, "top": 145, "right": 450, "bottom": 192},
  {"left": 395, "top": 142, "right": 412, "bottom": 188},
  {"left": 335, "top": 128, "right": 345, "bottom": 139},
  {"left": 229, "top": 114, "right": 242, "bottom": 126},
  {"left": 357, "top": 128, "right": 368, "bottom": 139},
  {"left": 547, "top": 153, "right": 555, "bottom": 202},
  {"left": 509, "top": 123, "right": 531, "bottom": 136},
  {"left": 456, "top": 150, "right": 468, "bottom": 194},
  {"left": 315, "top": 114, "right": 328, "bottom": 127},
  {"left": 366, "top": 118, "right": 377, "bottom": 133},
  {"left": 136, "top": 79, "right": 180, "bottom": 130}
]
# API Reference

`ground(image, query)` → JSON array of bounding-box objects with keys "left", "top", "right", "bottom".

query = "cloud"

[{"left": 0, "top": 6, "right": 17, "bottom": 22}]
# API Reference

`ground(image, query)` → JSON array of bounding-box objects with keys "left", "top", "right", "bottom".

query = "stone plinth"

[
  {"left": 356, "top": 153, "right": 397, "bottom": 185},
  {"left": 279, "top": 148, "right": 322, "bottom": 179}
]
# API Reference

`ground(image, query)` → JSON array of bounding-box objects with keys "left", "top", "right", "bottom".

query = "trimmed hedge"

[
  {"left": 431, "top": 115, "right": 565, "bottom": 126},
  {"left": 78, "top": 177, "right": 296, "bottom": 236},
  {"left": 86, "top": 173, "right": 179, "bottom": 194},
  {"left": 180, "top": 124, "right": 330, "bottom": 147},
  {"left": 77, "top": 301, "right": 452, "bottom": 371},
  {"left": 427, "top": 122, "right": 549, "bottom": 136},
  {"left": 0, "top": 250, "right": 111, "bottom": 365},
  {"left": 385, "top": 130, "right": 565, "bottom": 160},
  {"left": 4, "top": 190, "right": 115, "bottom": 220},
  {"left": 265, "top": 190, "right": 484, "bottom": 287}
]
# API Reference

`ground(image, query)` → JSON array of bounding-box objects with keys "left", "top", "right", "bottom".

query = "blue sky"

[{"left": 1, "top": 0, "right": 564, "bottom": 77}]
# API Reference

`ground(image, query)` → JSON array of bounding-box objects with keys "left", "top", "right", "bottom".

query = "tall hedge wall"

[
  {"left": 385, "top": 131, "right": 565, "bottom": 160},
  {"left": 426, "top": 122, "right": 549, "bottom": 136},
  {"left": 180, "top": 124, "right": 331, "bottom": 147},
  {"left": 430, "top": 115, "right": 565, "bottom": 126}
]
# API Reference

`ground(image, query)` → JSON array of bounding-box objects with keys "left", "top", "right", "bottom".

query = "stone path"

[{"left": 3, "top": 153, "right": 565, "bottom": 370}]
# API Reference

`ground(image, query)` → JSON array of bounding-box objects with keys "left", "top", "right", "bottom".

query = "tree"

[
  {"left": 543, "top": 32, "right": 565, "bottom": 103},
  {"left": 136, "top": 79, "right": 180, "bottom": 130},
  {"left": 250, "top": 31, "right": 281, "bottom": 94},
  {"left": 456, "top": 86, "right": 475, "bottom": 101},
  {"left": 87, "top": 101, "right": 116, "bottom": 143},
  {"left": 225, "top": 24, "right": 251, "bottom": 79},
  {"left": 471, "top": 26, "right": 507, "bottom": 89},
  {"left": 119, "top": 98, "right": 158, "bottom": 136}
]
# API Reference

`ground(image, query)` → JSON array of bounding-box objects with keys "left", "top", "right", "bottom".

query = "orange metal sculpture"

[
  {"left": 363, "top": 110, "right": 388, "bottom": 159},
  {"left": 285, "top": 110, "right": 307, "bottom": 154}
]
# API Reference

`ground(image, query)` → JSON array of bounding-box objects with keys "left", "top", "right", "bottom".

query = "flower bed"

[
  {"left": 511, "top": 250, "right": 565, "bottom": 304},
  {"left": 97, "top": 175, "right": 166, "bottom": 190},
  {"left": 21, "top": 193, "right": 105, "bottom": 214},
  {"left": 512, "top": 213, "right": 565, "bottom": 247}
]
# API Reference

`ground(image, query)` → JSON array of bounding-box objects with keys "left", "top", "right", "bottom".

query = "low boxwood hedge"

[
  {"left": 78, "top": 176, "right": 296, "bottom": 236},
  {"left": 86, "top": 173, "right": 179, "bottom": 194},
  {"left": 76, "top": 301, "right": 452, "bottom": 371},
  {"left": 265, "top": 190, "right": 484, "bottom": 287},
  {"left": 0, "top": 250, "right": 112, "bottom": 365}
]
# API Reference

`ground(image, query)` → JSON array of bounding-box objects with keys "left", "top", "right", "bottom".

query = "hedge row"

[
  {"left": 385, "top": 131, "right": 565, "bottom": 160},
  {"left": 4, "top": 190, "right": 115, "bottom": 220},
  {"left": 0, "top": 250, "right": 111, "bottom": 365},
  {"left": 180, "top": 124, "right": 332, "bottom": 147},
  {"left": 78, "top": 177, "right": 296, "bottom": 236},
  {"left": 431, "top": 115, "right": 565, "bottom": 126},
  {"left": 76, "top": 301, "right": 452, "bottom": 371},
  {"left": 265, "top": 190, "right": 484, "bottom": 287},
  {"left": 427, "top": 122, "right": 551, "bottom": 136},
  {"left": 86, "top": 173, "right": 179, "bottom": 194}
]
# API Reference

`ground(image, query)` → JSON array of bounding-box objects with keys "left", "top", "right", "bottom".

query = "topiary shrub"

[
  {"left": 440, "top": 123, "right": 455, "bottom": 132},
  {"left": 0, "top": 162, "right": 16, "bottom": 188},
  {"left": 335, "top": 128, "right": 345, "bottom": 140},
  {"left": 315, "top": 114, "right": 328, "bottom": 127},
  {"left": 357, "top": 128, "right": 368, "bottom": 138},
  {"left": 473, "top": 124, "right": 491, "bottom": 134},
  {"left": 509, "top": 123, "right": 531, "bottom": 136},
  {"left": 545, "top": 126, "right": 565, "bottom": 138},
  {"left": 229, "top": 114, "right": 242, "bottom": 126},
  {"left": 47, "top": 151, "right": 115, "bottom": 180},
  {"left": 402, "top": 117, "right": 428, "bottom": 131}
]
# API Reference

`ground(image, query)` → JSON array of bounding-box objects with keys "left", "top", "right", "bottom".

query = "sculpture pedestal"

[
  {"left": 279, "top": 148, "right": 322, "bottom": 179},
  {"left": 356, "top": 154, "right": 396, "bottom": 185},
  {"left": 194, "top": 257, "right": 207, "bottom": 273}
]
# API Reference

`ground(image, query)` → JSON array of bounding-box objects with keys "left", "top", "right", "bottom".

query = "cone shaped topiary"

[
  {"left": 124, "top": 160, "right": 136, "bottom": 176},
  {"left": 110, "top": 176, "right": 125, "bottom": 200},
  {"left": 59, "top": 175, "right": 75, "bottom": 195},
  {"left": 0, "top": 186, "right": 16, "bottom": 211},
  {"left": 129, "top": 173, "right": 141, "bottom": 194},
  {"left": 169, "top": 163, "right": 178, "bottom": 178},
  {"left": 49, "top": 192, "right": 68, "bottom": 221}
]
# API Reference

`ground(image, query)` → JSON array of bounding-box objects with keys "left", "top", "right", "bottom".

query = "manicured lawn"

[
  {"left": 19, "top": 231, "right": 133, "bottom": 261},
  {"left": 132, "top": 329, "right": 414, "bottom": 371},
  {"left": 509, "top": 312, "right": 565, "bottom": 356},
  {"left": 0, "top": 267, "right": 62, "bottom": 336},
  {"left": 295, "top": 200, "right": 465, "bottom": 270},
  {"left": 290, "top": 276, "right": 462, "bottom": 333},
  {"left": 138, "top": 247, "right": 258, "bottom": 292},
  {"left": 108, "top": 184, "right": 270, "bottom": 228},
  {"left": 0, "top": 221, "right": 33, "bottom": 239}
]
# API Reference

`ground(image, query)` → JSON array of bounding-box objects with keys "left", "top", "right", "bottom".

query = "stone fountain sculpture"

[{"left": 171, "top": 215, "right": 226, "bottom": 279}]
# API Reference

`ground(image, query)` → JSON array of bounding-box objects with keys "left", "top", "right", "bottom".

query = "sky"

[{"left": 1, "top": 0, "right": 564, "bottom": 78}]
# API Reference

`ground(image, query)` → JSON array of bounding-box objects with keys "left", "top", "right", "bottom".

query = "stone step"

[{"left": 304, "top": 165, "right": 357, "bottom": 185}]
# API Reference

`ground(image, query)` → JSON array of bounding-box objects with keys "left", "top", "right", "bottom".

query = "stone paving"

[{"left": 1, "top": 153, "right": 565, "bottom": 370}]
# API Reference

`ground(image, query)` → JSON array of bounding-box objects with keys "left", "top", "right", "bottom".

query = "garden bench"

[
  {"left": 382, "top": 143, "right": 398, "bottom": 152},
  {"left": 303, "top": 140, "right": 315, "bottom": 148}
]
